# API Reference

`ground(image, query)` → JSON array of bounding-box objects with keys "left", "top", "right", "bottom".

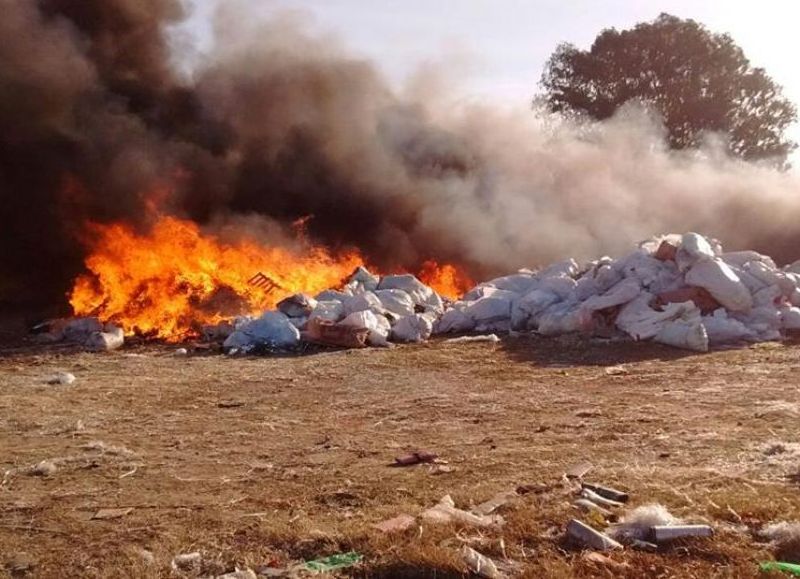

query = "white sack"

[
  {"left": 745, "top": 261, "right": 797, "bottom": 296},
  {"left": 391, "top": 314, "right": 434, "bottom": 343},
  {"left": 780, "top": 306, "right": 800, "bottom": 330},
  {"left": 309, "top": 300, "right": 345, "bottom": 323},
  {"left": 435, "top": 307, "right": 476, "bottom": 334},
  {"left": 277, "top": 293, "right": 317, "bottom": 318},
  {"left": 654, "top": 320, "right": 709, "bottom": 352},
  {"left": 537, "top": 259, "right": 579, "bottom": 278},
  {"left": 378, "top": 274, "right": 434, "bottom": 304},
  {"left": 537, "top": 303, "right": 593, "bottom": 336},
  {"left": 537, "top": 275, "right": 578, "bottom": 299},
  {"left": 343, "top": 291, "right": 385, "bottom": 316},
  {"left": 582, "top": 278, "right": 642, "bottom": 311},
  {"left": 345, "top": 266, "right": 380, "bottom": 292},
  {"left": 464, "top": 296, "right": 513, "bottom": 326},
  {"left": 511, "top": 289, "right": 560, "bottom": 330},
  {"left": 64, "top": 317, "right": 104, "bottom": 343},
  {"left": 615, "top": 251, "right": 666, "bottom": 287},
  {"left": 340, "top": 310, "right": 392, "bottom": 346},
  {"left": 615, "top": 294, "right": 701, "bottom": 340},
  {"left": 479, "top": 273, "right": 538, "bottom": 295},
  {"left": 223, "top": 312, "right": 300, "bottom": 351},
  {"left": 374, "top": 289, "right": 415, "bottom": 317},
  {"left": 722, "top": 251, "right": 777, "bottom": 270},
  {"left": 703, "top": 310, "right": 756, "bottom": 344},
  {"left": 685, "top": 258, "right": 753, "bottom": 312},
  {"left": 463, "top": 286, "right": 521, "bottom": 302},
  {"left": 85, "top": 324, "right": 124, "bottom": 352},
  {"left": 753, "top": 285, "right": 782, "bottom": 308},
  {"left": 676, "top": 232, "right": 716, "bottom": 271},
  {"left": 315, "top": 289, "right": 351, "bottom": 302}
]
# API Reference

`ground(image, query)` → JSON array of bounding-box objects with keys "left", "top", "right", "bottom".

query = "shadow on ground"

[{"left": 498, "top": 333, "right": 700, "bottom": 367}]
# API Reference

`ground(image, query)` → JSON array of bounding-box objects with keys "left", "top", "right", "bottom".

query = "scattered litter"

[
  {"left": 29, "top": 460, "right": 57, "bottom": 477},
  {"left": 394, "top": 450, "right": 438, "bottom": 466},
  {"left": 372, "top": 514, "right": 416, "bottom": 534},
  {"left": 630, "top": 539, "right": 658, "bottom": 552},
  {"left": 91, "top": 507, "right": 133, "bottom": 520},
  {"left": 46, "top": 372, "right": 75, "bottom": 385},
  {"left": 580, "top": 488, "right": 624, "bottom": 509},
  {"left": 461, "top": 545, "right": 503, "bottom": 578},
  {"left": 566, "top": 519, "right": 623, "bottom": 551},
  {"left": 472, "top": 491, "right": 518, "bottom": 516},
  {"left": 429, "top": 464, "right": 455, "bottom": 475},
  {"left": 445, "top": 334, "right": 501, "bottom": 344},
  {"left": 581, "top": 483, "right": 629, "bottom": 503},
  {"left": 302, "top": 552, "right": 362, "bottom": 574},
  {"left": 422, "top": 495, "right": 504, "bottom": 528},
  {"left": 760, "top": 562, "right": 800, "bottom": 576},
  {"left": 81, "top": 440, "right": 136, "bottom": 457},
  {"left": 171, "top": 552, "right": 202, "bottom": 572},
  {"left": 651, "top": 525, "right": 713, "bottom": 542},
  {"left": 566, "top": 462, "right": 594, "bottom": 480},
  {"left": 604, "top": 365, "right": 629, "bottom": 376},
  {"left": 610, "top": 504, "right": 681, "bottom": 542},
  {"left": 574, "top": 499, "right": 613, "bottom": 519}
]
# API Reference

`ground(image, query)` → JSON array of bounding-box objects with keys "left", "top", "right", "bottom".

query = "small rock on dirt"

[
  {"left": 29, "top": 460, "right": 57, "bottom": 477},
  {"left": 46, "top": 372, "right": 75, "bottom": 385}
]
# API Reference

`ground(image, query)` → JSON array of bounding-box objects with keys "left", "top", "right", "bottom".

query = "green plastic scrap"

[
  {"left": 761, "top": 562, "right": 800, "bottom": 576},
  {"left": 303, "top": 552, "right": 363, "bottom": 574}
]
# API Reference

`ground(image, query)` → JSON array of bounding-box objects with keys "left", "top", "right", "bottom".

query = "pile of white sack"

[{"left": 223, "top": 232, "right": 800, "bottom": 353}]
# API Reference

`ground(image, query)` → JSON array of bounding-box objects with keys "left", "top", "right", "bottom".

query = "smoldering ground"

[{"left": 1, "top": 0, "right": 799, "bottom": 305}]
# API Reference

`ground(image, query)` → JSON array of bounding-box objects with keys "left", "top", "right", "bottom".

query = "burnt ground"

[{"left": 1, "top": 328, "right": 800, "bottom": 578}]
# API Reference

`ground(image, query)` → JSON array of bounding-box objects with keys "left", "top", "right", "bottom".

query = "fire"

[
  {"left": 417, "top": 260, "right": 474, "bottom": 300},
  {"left": 70, "top": 216, "right": 364, "bottom": 341},
  {"left": 69, "top": 215, "right": 473, "bottom": 341}
]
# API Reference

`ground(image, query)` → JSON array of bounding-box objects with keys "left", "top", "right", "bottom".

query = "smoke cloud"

[{"left": 1, "top": 0, "right": 799, "bottom": 304}]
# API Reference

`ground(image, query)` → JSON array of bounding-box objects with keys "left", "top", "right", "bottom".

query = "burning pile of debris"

[
  {"left": 218, "top": 231, "right": 800, "bottom": 354},
  {"left": 41, "top": 232, "right": 800, "bottom": 353}
]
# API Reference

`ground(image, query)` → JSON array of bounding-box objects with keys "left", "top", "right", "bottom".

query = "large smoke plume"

[{"left": 2, "top": 0, "right": 800, "bottom": 305}]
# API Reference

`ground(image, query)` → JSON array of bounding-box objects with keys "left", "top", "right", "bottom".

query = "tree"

[{"left": 539, "top": 13, "right": 797, "bottom": 164}]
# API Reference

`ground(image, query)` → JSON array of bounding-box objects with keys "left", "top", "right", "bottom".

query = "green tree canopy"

[{"left": 540, "top": 13, "right": 797, "bottom": 164}]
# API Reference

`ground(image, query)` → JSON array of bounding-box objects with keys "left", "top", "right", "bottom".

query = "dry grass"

[{"left": 1, "top": 332, "right": 800, "bottom": 578}]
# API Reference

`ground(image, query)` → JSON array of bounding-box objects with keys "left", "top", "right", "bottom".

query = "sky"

[{"left": 178, "top": 0, "right": 800, "bottom": 140}]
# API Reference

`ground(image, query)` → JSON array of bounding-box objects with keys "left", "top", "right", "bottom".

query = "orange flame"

[
  {"left": 417, "top": 260, "right": 474, "bottom": 300},
  {"left": 69, "top": 216, "right": 363, "bottom": 341},
  {"left": 69, "top": 215, "right": 473, "bottom": 341}
]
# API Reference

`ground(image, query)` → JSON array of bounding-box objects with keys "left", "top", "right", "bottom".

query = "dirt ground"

[{"left": 2, "top": 330, "right": 800, "bottom": 578}]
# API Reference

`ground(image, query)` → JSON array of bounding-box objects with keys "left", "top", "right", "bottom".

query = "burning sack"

[
  {"left": 303, "top": 317, "right": 369, "bottom": 348},
  {"left": 277, "top": 293, "right": 318, "bottom": 318},
  {"left": 85, "top": 324, "right": 125, "bottom": 352}
]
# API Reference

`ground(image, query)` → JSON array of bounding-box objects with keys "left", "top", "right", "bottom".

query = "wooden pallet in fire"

[{"left": 247, "top": 272, "right": 283, "bottom": 295}]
